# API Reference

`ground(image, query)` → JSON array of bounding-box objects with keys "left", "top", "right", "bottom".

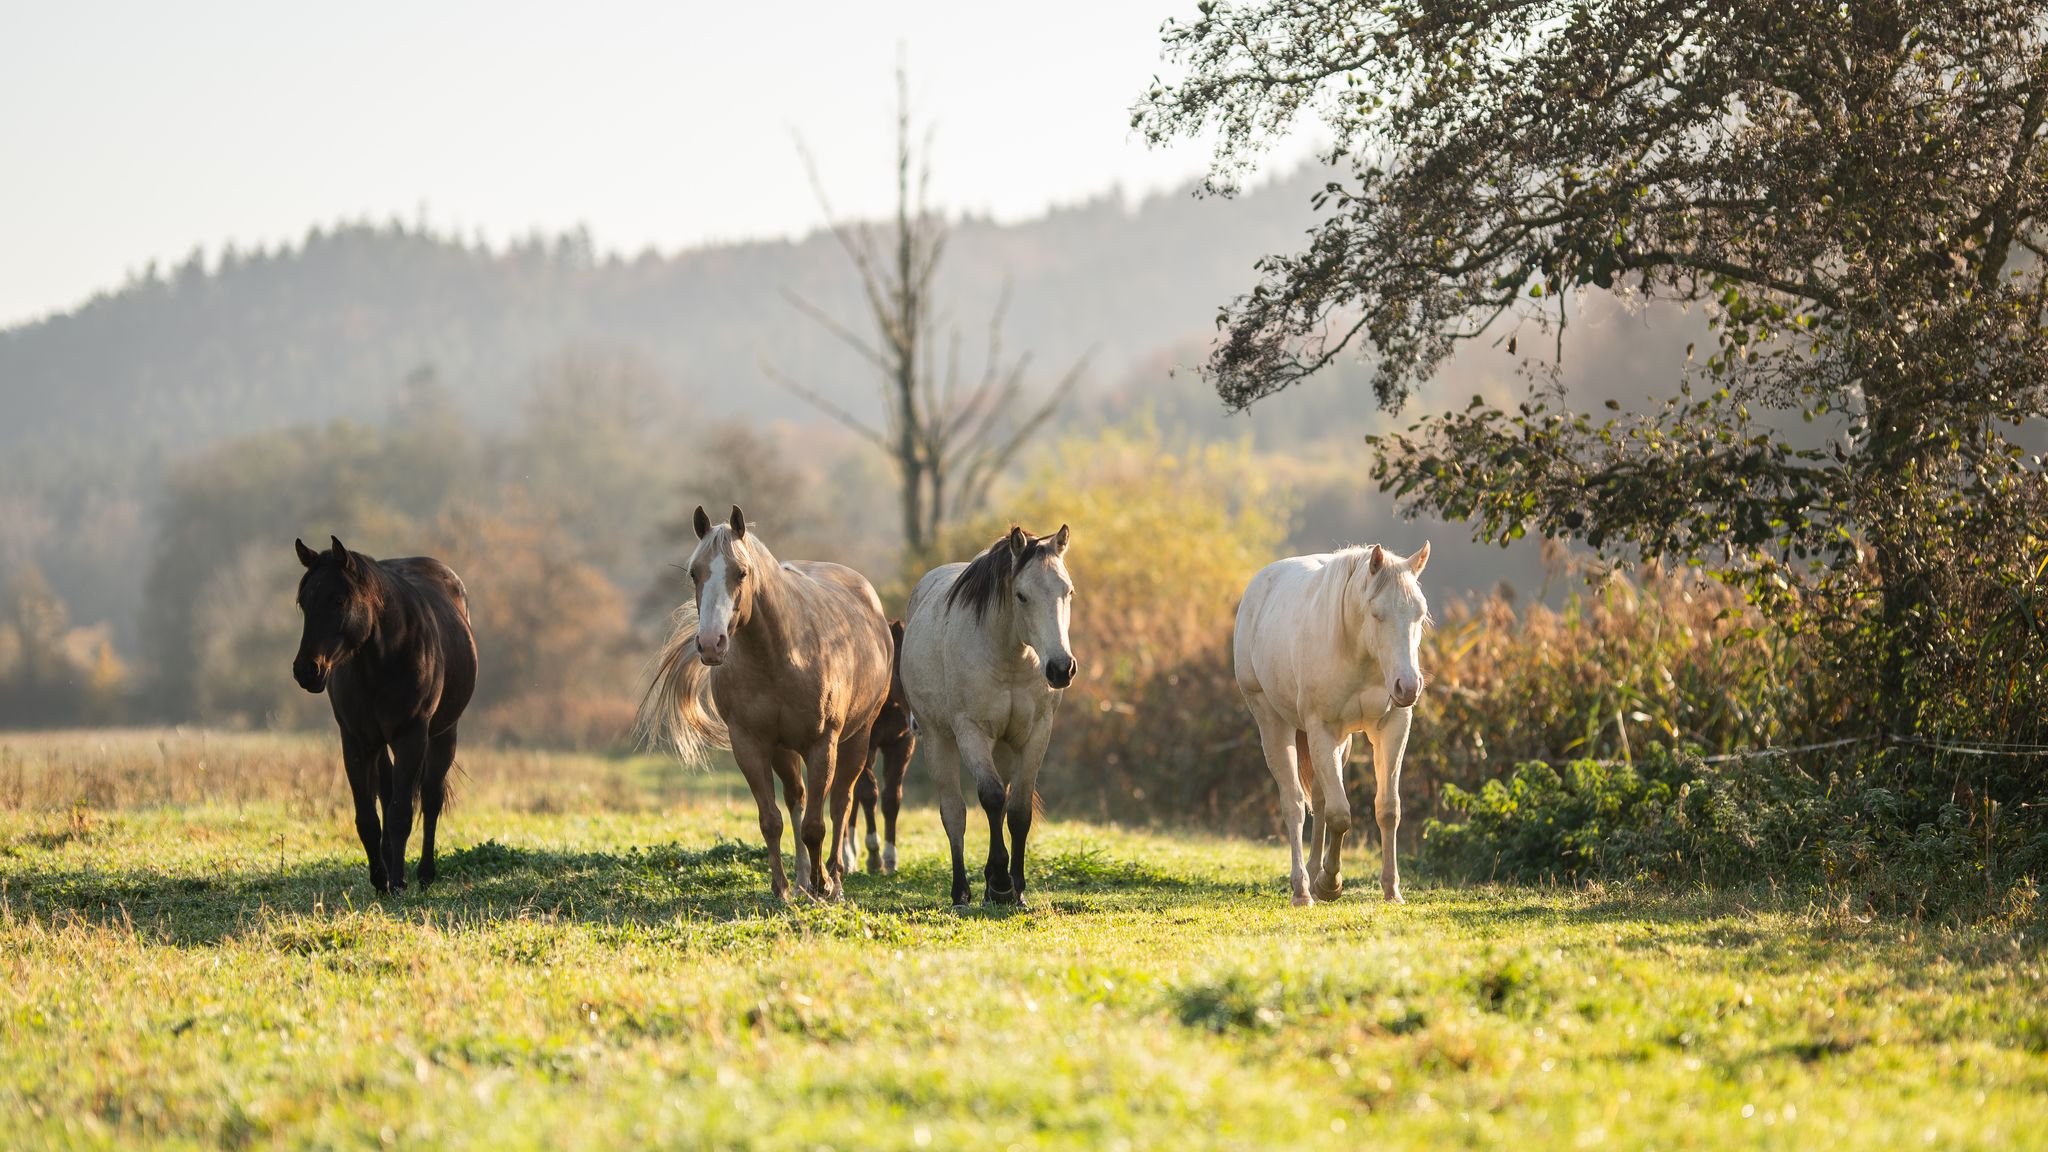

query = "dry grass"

[
  {"left": 1421, "top": 562, "right": 1811, "bottom": 793},
  {"left": 0, "top": 728, "right": 709, "bottom": 821}
]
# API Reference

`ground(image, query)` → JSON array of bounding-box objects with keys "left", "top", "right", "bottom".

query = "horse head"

[
  {"left": 689, "top": 504, "right": 757, "bottom": 666},
  {"left": 1357, "top": 541, "right": 1432, "bottom": 708},
  {"left": 292, "top": 535, "right": 379, "bottom": 693},
  {"left": 1009, "top": 524, "right": 1077, "bottom": 689}
]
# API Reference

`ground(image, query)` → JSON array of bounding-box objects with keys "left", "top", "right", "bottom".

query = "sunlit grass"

[{"left": 1, "top": 731, "right": 2042, "bottom": 1150}]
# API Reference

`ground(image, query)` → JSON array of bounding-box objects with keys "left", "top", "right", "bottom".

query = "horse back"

[
  {"left": 382, "top": 557, "right": 470, "bottom": 621},
  {"left": 1234, "top": 553, "right": 1358, "bottom": 708},
  {"left": 774, "top": 560, "right": 894, "bottom": 721},
  {"left": 379, "top": 556, "right": 477, "bottom": 728}
]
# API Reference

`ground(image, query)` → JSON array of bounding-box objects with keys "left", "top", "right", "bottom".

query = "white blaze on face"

[
  {"left": 1381, "top": 575, "right": 1427, "bottom": 708},
  {"left": 697, "top": 550, "right": 734, "bottom": 660}
]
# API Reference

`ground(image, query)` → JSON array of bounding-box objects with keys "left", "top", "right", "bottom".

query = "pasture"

[{"left": 2, "top": 730, "right": 2043, "bottom": 1150}]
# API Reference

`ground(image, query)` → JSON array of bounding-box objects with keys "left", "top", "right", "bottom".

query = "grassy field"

[{"left": 2, "top": 730, "right": 2044, "bottom": 1150}]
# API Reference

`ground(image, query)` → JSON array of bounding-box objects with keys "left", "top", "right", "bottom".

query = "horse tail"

[{"left": 634, "top": 599, "right": 729, "bottom": 766}]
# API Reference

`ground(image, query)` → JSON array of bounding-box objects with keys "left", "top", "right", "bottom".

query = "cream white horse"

[
  {"left": 900, "top": 525, "right": 1076, "bottom": 908},
  {"left": 1234, "top": 542, "right": 1431, "bottom": 905}
]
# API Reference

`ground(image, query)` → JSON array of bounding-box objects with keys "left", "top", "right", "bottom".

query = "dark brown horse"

[
  {"left": 841, "top": 620, "right": 918, "bottom": 876},
  {"left": 293, "top": 536, "right": 477, "bottom": 894}
]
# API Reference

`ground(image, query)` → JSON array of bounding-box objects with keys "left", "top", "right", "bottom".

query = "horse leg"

[
  {"left": 854, "top": 747, "right": 881, "bottom": 874},
  {"left": 965, "top": 731, "right": 1013, "bottom": 904},
  {"left": 417, "top": 726, "right": 457, "bottom": 888},
  {"left": 1296, "top": 730, "right": 1326, "bottom": 886},
  {"left": 339, "top": 731, "right": 386, "bottom": 892},
  {"left": 1252, "top": 707, "right": 1312, "bottom": 906},
  {"left": 1306, "top": 726, "right": 1353, "bottom": 903},
  {"left": 880, "top": 737, "right": 911, "bottom": 875},
  {"left": 799, "top": 733, "right": 841, "bottom": 901},
  {"left": 379, "top": 725, "right": 428, "bottom": 895},
  {"left": 923, "top": 727, "right": 972, "bottom": 907},
  {"left": 734, "top": 735, "right": 791, "bottom": 901},
  {"left": 1004, "top": 722, "right": 1054, "bottom": 908},
  {"left": 1370, "top": 708, "right": 1413, "bottom": 903},
  {"left": 773, "top": 750, "right": 809, "bottom": 895},
  {"left": 825, "top": 728, "right": 868, "bottom": 901}
]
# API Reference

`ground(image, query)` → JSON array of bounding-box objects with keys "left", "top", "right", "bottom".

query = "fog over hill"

[
  {"left": 0, "top": 171, "right": 1332, "bottom": 463},
  {"left": 0, "top": 164, "right": 1709, "bottom": 674}
]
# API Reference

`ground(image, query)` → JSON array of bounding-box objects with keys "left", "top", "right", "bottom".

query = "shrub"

[{"left": 1416, "top": 558, "right": 2047, "bottom": 910}]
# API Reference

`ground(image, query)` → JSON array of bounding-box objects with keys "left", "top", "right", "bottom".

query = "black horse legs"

[
  {"left": 379, "top": 727, "right": 428, "bottom": 894},
  {"left": 340, "top": 734, "right": 387, "bottom": 892}
]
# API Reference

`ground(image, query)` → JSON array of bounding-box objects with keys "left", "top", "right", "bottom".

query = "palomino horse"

[
  {"left": 840, "top": 620, "right": 917, "bottom": 876},
  {"left": 292, "top": 536, "right": 477, "bottom": 894},
  {"left": 901, "top": 525, "right": 1077, "bottom": 907},
  {"left": 637, "top": 505, "right": 893, "bottom": 901},
  {"left": 1234, "top": 542, "right": 1431, "bottom": 905}
]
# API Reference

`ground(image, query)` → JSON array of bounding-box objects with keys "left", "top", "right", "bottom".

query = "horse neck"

[
  {"left": 974, "top": 590, "right": 1031, "bottom": 664},
  {"left": 356, "top": 563, "right": 416, "bottom": 670},
  {"left": 727, "top": 541, "right": 800, "bottom": 660},
  {"left": 1326, "top": 553, "right": 1378, "bottom": 664}
]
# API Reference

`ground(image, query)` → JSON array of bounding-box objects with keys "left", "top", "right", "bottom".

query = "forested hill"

[{"left": 0, "top": 170, "right": 1322, "bottom": 473}]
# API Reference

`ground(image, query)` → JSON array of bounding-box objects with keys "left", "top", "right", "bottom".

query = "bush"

[
  {"left": 1416, "top": 557, "right": 2047, "bottom": 910},
  {"left": 1420, "top": 741, "right": 2045, "bottom": 915},
  {"left": 1420, "top": 557, "right": 1815, "bottom": 794}
]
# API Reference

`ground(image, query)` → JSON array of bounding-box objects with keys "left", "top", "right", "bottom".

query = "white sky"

[{"left": 0, "top": 1, "right": 1316, "bottom": 328}]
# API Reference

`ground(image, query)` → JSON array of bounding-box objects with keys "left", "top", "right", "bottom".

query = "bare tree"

[{"left": 766, "top": 65, "right": 1088, "bottom": 557}]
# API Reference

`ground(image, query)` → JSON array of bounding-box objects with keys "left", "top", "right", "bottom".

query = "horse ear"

[
  {"left": 1006, "top": 525, "right": 1029, "bottom": 558},
  {"left": 1051, "top": 524, "right": 1071, "bottom": 555},
  {"left": 890, "top": 619, "right": 905, "bottom": 649},
  {"left": 729, "top": 505, "right": 747, "bottom": 539},
  {"left": 1409, "top": 540, "right": 1431, "bottom": 575},
  {"left": 693, "top": 506, "right": 712, "bottom": 539},
  {"left": 1367, "top": 544, "right": 1387, "bottom": 576},
  {"left": 295, "top": 538, "right": 320, "bottom": 569}
]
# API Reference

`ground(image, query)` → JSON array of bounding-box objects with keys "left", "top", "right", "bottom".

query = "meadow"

[{"left": 2, "top": 729, "right": 2044, "bottom": 1150}]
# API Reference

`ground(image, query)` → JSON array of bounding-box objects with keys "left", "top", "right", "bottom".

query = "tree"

[
  {"left": 1138, "top": 1, "right": 2048, "bottom": 731},
  {"left": 636, "top": 420, "right": 835, "bottom": 628},
  {"left": 769, "top": 64, "right": 1088, "bottom": 558}
]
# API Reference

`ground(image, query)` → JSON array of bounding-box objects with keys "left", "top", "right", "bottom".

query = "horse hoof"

[
  {"left": 882, "top": 846, "right": 898, "bottom": 875},
  {"left": 1290, "top": 891, "right": 1314, "bottom": 907},
  {"left": 1311, "top": 880, "right": 1343, "bottom": 903},
  {"left": 984, "top": 886, "right": 1020, "bottom": 906},
  {"left": 1383, "top": 887, "right": 1405, "bottom": 904}
]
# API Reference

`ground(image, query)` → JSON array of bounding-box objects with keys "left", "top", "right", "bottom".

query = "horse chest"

[{"left": 979, "top": 682, "right": 1048, "bottom": 744}]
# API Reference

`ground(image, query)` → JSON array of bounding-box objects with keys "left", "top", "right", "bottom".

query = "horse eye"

[{"left": 1017, "top": 592, "right": 1028, "bottom": 603}]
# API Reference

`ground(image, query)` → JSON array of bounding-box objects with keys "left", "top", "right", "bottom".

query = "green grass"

[{"left": 1, "top": 731, "right": 2043, "bottom": 1150}]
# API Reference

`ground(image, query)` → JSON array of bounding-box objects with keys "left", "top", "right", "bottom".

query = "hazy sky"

[{"left": 0, "top": 1, "right": 1316, "bottom": 328}]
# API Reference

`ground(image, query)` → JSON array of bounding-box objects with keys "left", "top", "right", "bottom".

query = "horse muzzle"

[
  {"left": 1389, "top": 676, "right": 1421, "bottom": 709},
  {"left": 1045, "top": 655, "right": 1078, "bottom": 690},
  {"left": 698, "top": 629, "right": 731, "bottom": 666},
  {"left": 292, "top": 658, "right": 329, "bottom": 694}
]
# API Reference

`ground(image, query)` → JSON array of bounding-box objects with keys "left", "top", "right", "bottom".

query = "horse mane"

[
  {"left": 633, "top": 594, "right": 730, "bottom": 767},
  {"left": 1337, "top": 543, "right": 1434, "bottom": 626},
  {"left": 945, "top": 530, "right": 1056, "bottom": 621}
]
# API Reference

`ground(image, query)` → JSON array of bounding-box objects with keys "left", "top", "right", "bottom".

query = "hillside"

[{"left": 0, "top": 172, "right": 1326, "bottom": 468}]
